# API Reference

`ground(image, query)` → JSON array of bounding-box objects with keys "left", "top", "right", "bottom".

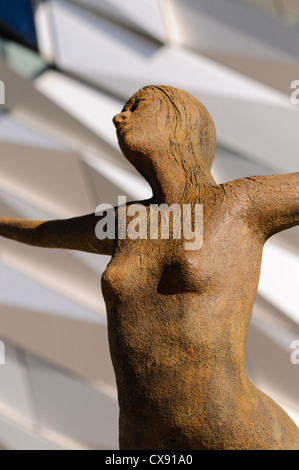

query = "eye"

[{"left": 130, "top": 99, "right": 146, "bottom": 112}]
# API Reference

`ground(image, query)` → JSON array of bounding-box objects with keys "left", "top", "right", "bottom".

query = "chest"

[{"left": 101, "top": 240, "right": 213, "bottom": 299}]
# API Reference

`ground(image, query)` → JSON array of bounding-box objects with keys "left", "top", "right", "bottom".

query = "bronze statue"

[{"left": 0, "top": 85, "right": 298, "bottom": 450}]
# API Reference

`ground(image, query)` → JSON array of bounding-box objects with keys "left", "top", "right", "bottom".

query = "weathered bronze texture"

[{"left": 0, "top": 85, "right": 298, "bottom": 450}]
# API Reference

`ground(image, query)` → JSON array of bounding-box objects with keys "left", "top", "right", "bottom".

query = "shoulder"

[
  {"left": 216, "top": 176, "right": 272, "bottom": 204},
  {"left": 212, "top": 177, "right": 268, "bottom": 230},
  {"left": 210, "top": 177, "right": 259, "bottom": 210},
  {"left": 217, "top": 174, "right": 299, "bottom": 237}
]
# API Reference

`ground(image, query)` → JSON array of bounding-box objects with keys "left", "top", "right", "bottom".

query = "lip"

[
  {"left": 114, "top": 121, "right": 128, "bottom": 132},
  {"left": 113, "top": 114, "right": 127, "bottom": 127}
]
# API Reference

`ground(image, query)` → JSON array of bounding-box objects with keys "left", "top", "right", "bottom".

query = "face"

[{"left": 113, "top": 88, "right": 168, "bottom": 167}]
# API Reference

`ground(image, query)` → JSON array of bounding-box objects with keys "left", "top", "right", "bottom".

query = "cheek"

[
  {"left": 132, "top": 131, "right": 164, "bottom": 155},
  {"left": 120, "top": 124, "right": 155, "bottom": 150},
  {"left": 118, "top": 110, "right": 169, "bottom": 155},
  {"left": 119, "top": 125, "right": 145, "bottom": 148}
]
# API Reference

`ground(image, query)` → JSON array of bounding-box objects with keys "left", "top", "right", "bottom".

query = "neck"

[{"left": 146, "top": 159, "right": 216, "bottom": 205}]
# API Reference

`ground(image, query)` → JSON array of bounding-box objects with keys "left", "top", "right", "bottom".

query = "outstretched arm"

[
  {"left": 244, "top": 173, "right": 299, "bottom": 238},
  {"left": 0, "top": 213, "right": 114, "bottom": 255}
]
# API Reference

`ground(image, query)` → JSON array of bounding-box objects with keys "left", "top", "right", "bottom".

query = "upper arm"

[
  {"left": 242, "top": 173, "right": 299, "bottom": 239},
  {"left": 33, "top": 212, "right": 115, "bottom": 255}
]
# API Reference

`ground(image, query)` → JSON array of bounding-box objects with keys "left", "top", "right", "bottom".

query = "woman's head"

[{"left": 113, "top": 85, "right": 216, "bottom": 185}]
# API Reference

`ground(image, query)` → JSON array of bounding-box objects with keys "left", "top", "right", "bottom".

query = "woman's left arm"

[{"left": 242, "top": 173, "right": 299, "bottom": 239}]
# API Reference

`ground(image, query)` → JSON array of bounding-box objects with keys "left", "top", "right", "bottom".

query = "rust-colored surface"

[{"left": 0, "top": 85, "right": 299, "bottom": 450}]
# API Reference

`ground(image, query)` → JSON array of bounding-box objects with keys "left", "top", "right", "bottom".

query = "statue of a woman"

[{"left": 0, "top": 86, "right": 298, "bottom": 450}]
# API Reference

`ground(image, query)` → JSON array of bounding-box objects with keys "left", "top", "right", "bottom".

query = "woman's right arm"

[{"left": 0, "top": 213, "right": 115, "bottom": 256}]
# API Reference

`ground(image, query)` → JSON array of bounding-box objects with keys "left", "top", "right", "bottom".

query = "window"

[{"left": 0, "top": 0, "right": 38, "bottom": 50}]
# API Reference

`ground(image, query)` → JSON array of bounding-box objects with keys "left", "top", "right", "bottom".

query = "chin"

[
  {"left": 117, "top": 139, "right": 137, "bottom": 165},
  {"left": 118, "top": 134, "right": 143, "bottom": 158},
  {"left": 117, "top": 129, "right": 135, "bottom": 149}
]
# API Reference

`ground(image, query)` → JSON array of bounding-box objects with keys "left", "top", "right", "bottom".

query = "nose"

[{"left": 113, "top": 112, "right": 127, "bottom": 127}]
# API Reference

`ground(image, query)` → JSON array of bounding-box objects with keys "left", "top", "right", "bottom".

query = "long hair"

[{"left": 142, "top": 85, "right": 217, "bottom": 189}]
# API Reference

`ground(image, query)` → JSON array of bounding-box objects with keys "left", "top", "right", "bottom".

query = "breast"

[
  {"left": 102, "top": 248, "right": 214, "bottom": 302},
  {"left": 101, "top": 261, "right": 128, "bottom": 300},
  {"left": 101, "top": 255, "right": 154, "bottom": 301},
  {"left": 157, "top": 255, "right": 213, "bottom": 295}
]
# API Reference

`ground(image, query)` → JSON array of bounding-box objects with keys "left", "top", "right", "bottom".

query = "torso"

[{"left": 101, "top": 182, "right": 299, "bottom": 450}]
